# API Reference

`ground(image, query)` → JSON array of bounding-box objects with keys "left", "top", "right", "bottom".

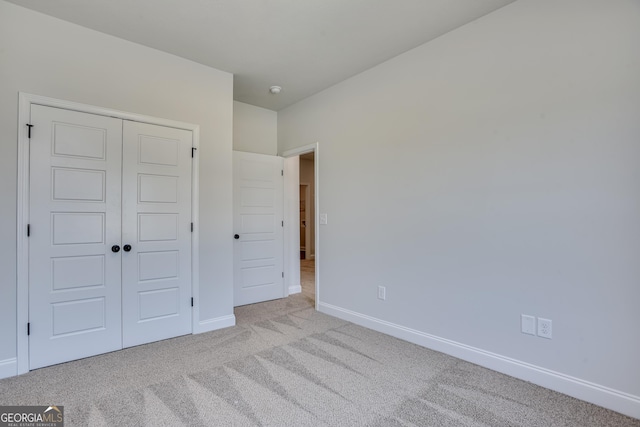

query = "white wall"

[
  {"left": 233, "top": 101, "right": 277, "bottom": 155},
  {"left": 0, "top": 1, "right": 234, "bottom": 371},
  {"left": 279, "top": 0, "right": 640, "bottom": 417}
]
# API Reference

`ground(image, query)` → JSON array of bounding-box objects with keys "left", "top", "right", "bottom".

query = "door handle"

[
  {"left": 111, "top": 245, "right": 121, "bottom": 253},
  {"left": 123, "top": 244, "right": 132, "bottom": 252},
  {"left": 234, "top": 234, "right": 240, "bottom": 239}
]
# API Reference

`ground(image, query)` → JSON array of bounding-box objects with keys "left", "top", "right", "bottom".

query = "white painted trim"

[
  {"left": 19, "top": 93, "right": 198, "bottom": 130},
  {"left": 17, "top": 93, "right": 201, "bottom": 376},
  {"left": 190, "top": 126, "right": 201, "bottom": 333},
  {"left": 318, "top": 302, "right": 640, "bottom": 420},
  {"left": 288, "top": 285, "right": 302, "bottom": 295},
  {"left": 281, "top": 142, "right": 320, "bottom": 310},
  {"left": 196, "top": 315, "right": 236, "bottom": 333},
  {"left": 0, "top": 358, "right": 17, "bottom": 380},
  {"left": 16, "top": 93, "right": 31, "bottom": 375},
  {"left": 281, "top": 143, "right": 318, "bottom": 158},
  {"left": 313, "top": 143, "right": 320, "bottom": 310}
]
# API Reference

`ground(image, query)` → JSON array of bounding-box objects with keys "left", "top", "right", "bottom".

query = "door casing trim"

[
  {"left": 281, "top": 143, "right": 319, "bottom": 310},
  {"left": 16, "top": 93, "right": 200, "bottom": 375}
]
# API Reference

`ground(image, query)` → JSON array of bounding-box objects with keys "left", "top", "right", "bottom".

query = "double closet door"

[{"left": 28, "top": 105, "right": 192, "bottom": 369}]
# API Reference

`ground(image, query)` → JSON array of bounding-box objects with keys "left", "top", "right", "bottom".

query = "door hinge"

[
  {"left": 27, "top": 224, "right": 30, "bottom": 237},
  {"left": 281, "top": 220, "right": 284, "bottom": 227},
  {"left": 191, "top": 297, "right": 194, "bottom": 307},
  {"left": 282, "top": 272, "right": 284, "bottom": 278},
  {"left": 191, "top": 222, "right": 194, "bottom": 232},
  {"left": 281, "top": 169, "right": 284, "bottom": 176},
  {"left": 27, "top": 323, "right": 30, "bottom": 336},
  {"left": 192, "top": 147, "right": 197, "bottom": 158},
  {"left": 26, "top": 124, "right": 34, "bottom": 139}
]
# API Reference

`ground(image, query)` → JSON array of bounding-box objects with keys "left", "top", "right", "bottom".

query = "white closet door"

[
  {"left": 233, "top": 151, "right": 284, "bottom": 306},
  {"left": 121, "top": 121, "right": 193, "bottom": 348},
  {"left": 28, "top": 105, "right": 123, "bottom": 369}
]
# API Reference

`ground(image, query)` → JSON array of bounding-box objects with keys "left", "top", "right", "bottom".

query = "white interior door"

[
  {"left": 121, "top": 121, "right": 193, "bottom": 347},
  {"left": 28, "top": 105, "right": 123, "bottom": 369},
  {"left": 28, "top": 104, "right": 193, "bottom": 369},
  {"left": 233, "top": 151, "right": 284, "bottom": 306}
]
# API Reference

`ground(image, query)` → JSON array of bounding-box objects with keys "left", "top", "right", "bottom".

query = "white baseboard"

[
  {"left": 319, "top": 302, "right": 640, "bottom": 420},
  {"left": 288, "top": 285, "right": 302, "bottom": 295},
  {"left": 195, "top": 314, "right": 236, "bottom": 334},
  {"left": 0, "top": 358, "right": 17, "bottom": 379}
]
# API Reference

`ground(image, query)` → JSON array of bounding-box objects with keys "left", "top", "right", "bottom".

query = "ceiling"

[{"left": 6, "top": 0, "right": 515, "bottom": 111}]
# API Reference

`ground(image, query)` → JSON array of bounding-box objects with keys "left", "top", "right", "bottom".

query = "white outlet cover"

[
  {"left": 319, "top": 213, "right": 328, "bottom": 225},
  {"left": 521, "top": 314, "right": 536, "bottom": 336},
  {"left": 537, "top": 318, "right": 552, "bottom": 339}
]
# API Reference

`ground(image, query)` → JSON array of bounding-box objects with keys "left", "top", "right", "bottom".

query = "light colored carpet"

[
  {"left": 300, "top": 258, "right": 315, "bottom": 301},
  {"left": 1, "top": 261, "right": 638, "bottom": 426}
]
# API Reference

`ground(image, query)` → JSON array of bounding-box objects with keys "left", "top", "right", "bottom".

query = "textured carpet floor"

[{"left": 1, "top": 261, "right": 638, "bottom": 426}]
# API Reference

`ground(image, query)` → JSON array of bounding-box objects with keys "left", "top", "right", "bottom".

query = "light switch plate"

[{"left": 521, "top": 314, "right": 536, "bottom": 335}]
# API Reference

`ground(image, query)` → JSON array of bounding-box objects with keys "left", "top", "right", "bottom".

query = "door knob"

[
  {"left": 234, "top": 234, "right": 240, "bottom": 239},
  {"left": 111, "top": 245, "right": 121, "bottom": 253},
  {"left": 123, "top": 244, "right": 132, "bottom": 252}
]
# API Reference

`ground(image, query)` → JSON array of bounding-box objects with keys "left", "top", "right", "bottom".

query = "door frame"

[
  {"left": 282, "top": 143, "right": 320, "bottom": 310},
  {"left": 16, "top": 93, "right": 200, "bottom": 375}
]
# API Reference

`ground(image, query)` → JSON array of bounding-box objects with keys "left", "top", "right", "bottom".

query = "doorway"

[
  {"left": 299, "top": 184, "right": 310, "bottom": 260},
  {"left": 282, "top": 143, "right": 319, "bottom": 309},
  {"left": 298, "top": 152, "right": 315, "bottom": 301}
]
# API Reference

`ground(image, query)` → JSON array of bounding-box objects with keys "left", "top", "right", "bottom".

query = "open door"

[{"left": 233, "top": 151, "right": 284, "bottom": 306}]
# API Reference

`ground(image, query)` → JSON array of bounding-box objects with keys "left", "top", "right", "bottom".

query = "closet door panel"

[
  {"left": 28, "top": 105, "right": 123, "bottom": 369},
  {"left": 121, "top": 121, "right": 192, "bottom": 348}
]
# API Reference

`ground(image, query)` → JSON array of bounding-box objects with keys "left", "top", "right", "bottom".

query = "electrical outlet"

[
  {"left": 319, "top": 213, "right": 328, "bottom": 225},
  {"left": 377, "top": 286, "right": 386, "bottom": 300},
  {"left": 521, "top": 314, "right": 536, "bottom": 336},
  {"left": 537, "top": 318, "right": 552, "bottom": 339}
]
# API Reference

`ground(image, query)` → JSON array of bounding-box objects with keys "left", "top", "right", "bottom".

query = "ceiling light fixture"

[{"left": 269, "top": 86, "right": 282, "bottom": 95}]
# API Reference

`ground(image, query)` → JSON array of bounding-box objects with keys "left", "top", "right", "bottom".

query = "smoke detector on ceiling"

[{"left": 269, "top": 86, "right": 282, "bottom": 95}]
